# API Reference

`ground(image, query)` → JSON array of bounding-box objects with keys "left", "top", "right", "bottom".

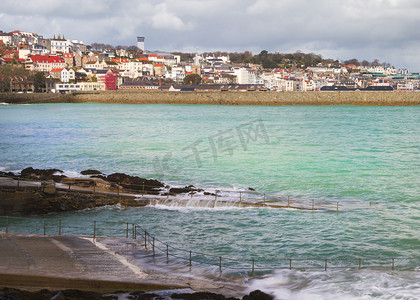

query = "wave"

[{"left": 246, "top": 269, "right": 420, "bottom": 300}]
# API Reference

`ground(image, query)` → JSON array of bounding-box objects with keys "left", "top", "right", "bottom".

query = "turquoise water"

[{"left": 1, "top": 103, "right": 419, "bottom": 298}]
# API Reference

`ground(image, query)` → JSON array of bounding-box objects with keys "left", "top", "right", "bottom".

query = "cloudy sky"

[{"left": 1, "top": 0, "right": 420, "bottom": 71}]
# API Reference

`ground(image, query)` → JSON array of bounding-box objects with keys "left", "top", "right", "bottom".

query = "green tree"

[
  {"left": 31, "top": 72, "right": 46, "bottom": 92},
  {"left": 183, "top": 74, "right": 202, "bottom": 84}
]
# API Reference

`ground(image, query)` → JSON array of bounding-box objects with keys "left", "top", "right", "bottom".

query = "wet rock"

[
  {"left": 0, "top": 171, "right": 17, "bottom": 177},
  {"left": 81, "top": 169, "right": 103, "bottom": 175},
  {"left": 248, "top": 187, "right": 255, "bottom": 191},
  {"left": 204, "top": 191, "right": 216, "bottom": 196},
  {"left": 106, "top": 173, "right": 164, "bottom": 194},
  {"left": 20, "top": 167, "right": 65, "bottom": 182},
  {"left": 169, "top": 185, "right": 204, "bottom": 195},
  {"left": 128, "top": 291, "right": 164, "bottom": 299},
  {"left": 171, "top": 292, "right": 239, "bottom": 300},
  {"left": 242, "top": 290, "right": 273, "bottom": 300}
]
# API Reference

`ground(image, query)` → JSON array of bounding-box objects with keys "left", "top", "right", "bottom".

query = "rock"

[
  {"left": 80, "top": 169, "right": 102, "bottom": 175},
  {"left": 106, "top": 173, "right": 164, "bottom": 194},
  {"left": 169, "top": 185, "right": 204, "bottom": 195},
  {"left": 248, "top": 187, "right": 256, "bottom": 191},
  {"left": 171, "top": 292, "right": 239, "bottom": 300},
  {"left": 242, "top": 290, "right": 273, "bottom": 300},
  {"left": 129, "top": 291, "right": 164, "bottom": 299},
  {"left": 20, "top": 167, "right": 65, "bottom": 182}
]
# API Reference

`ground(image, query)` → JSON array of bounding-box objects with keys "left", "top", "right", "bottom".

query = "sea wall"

[
  {"left": 1, "top": 90, "right": 420, "bottom": 106},
  {"left": 0, "top": 186, "right": 146, "bottom": 215}
]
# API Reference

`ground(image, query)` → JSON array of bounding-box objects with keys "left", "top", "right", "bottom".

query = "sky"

[{"left": 1, "top": 0, "right": 420, "bottom": 71}]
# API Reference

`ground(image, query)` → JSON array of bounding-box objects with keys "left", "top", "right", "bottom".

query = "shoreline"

[{"left": 1, "top": 90, "right": 420, "bottom": 106}]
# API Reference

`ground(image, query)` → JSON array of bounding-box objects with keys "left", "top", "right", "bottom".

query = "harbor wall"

[{"left": 1, "top": 90, "right": 420, "bottom": 106}]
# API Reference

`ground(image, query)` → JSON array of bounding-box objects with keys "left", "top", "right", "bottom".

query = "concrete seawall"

[{"left": 1, "top": 90, "right": 420, "bottom": 106}]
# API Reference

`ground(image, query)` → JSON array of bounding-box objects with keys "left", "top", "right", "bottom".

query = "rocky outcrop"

[
  {"left": 80, "top": 169, "right": 102, "bottom": 175},
  {"left": 106, "top": 173, "right": 164, "bottom": 194},
  {"left": 20, "top": 167, "right": 66, "bottom": 182},
  {"left": 169, "top": 185, "right": 204, "bottom": 195}
]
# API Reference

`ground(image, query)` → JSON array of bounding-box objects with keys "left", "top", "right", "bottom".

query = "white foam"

[
  {"left": 0, "top": 102, "right": 10, "bottom": 105},
  {"left": 246, "top": 269, "right": 420, "bottom": 300}
]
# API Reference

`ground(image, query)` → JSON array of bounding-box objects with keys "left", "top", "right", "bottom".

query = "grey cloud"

[{"left": 1, "top": 0, "right": 420, "bottom": 70}]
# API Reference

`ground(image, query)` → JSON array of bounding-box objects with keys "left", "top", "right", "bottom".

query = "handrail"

[
  {"left": 0, "top": 173, "right": 344, "bottom": 211},
  {"left": 0, "top": 215, "right": 418, "bottom": 273}
]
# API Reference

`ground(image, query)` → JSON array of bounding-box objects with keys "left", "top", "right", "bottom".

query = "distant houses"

[{"left": 1, "top": 29, "right": 420, "bottom": 93}]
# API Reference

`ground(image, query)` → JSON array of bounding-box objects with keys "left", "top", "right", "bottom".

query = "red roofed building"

[
  {"left": 27, "top": 55, "right": 65, "bottom": 72},
  {"left": 62, "top": 53, "right": 74, "bottom": 67}
]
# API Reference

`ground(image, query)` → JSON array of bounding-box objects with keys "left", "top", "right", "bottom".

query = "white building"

[
  {"left": 233, "top": 67, "right": 257, "bottom": 84},
  {"left": 0, "top": 33, "right": 12, "bottom": 45},
  {"left": 166, "top": 66, "right": 186, "bottom": 82},
  {"left": 60, "top": 68, "right": 75, "bottom": 83}
]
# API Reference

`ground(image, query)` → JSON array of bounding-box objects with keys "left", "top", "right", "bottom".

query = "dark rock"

[
  {"left": 0, "top": 171, "right": 16, "bottom": 178},
  {"left": 242, "top": 290, "right": 273, "bottom": 300},
  {"left": 204, "top": 192, "right": 216, "bottom": 196},
  {"left": 248, "top": 187, "right": 256, "bottom": 191},
  {"left": 169, "top": 185, "right": 204, "bottom": 194},
  {"left": 20, "top": 167, "right": 65, "bottom": 182},
  {"left": 0, "top": 287, "right": 117, "bottom": 300},
  {"left": 106, "top": 173, "right": 164, "bottom": 194},
  {"left": 81, "top": 169, "right": 102, "bottom": 175},
  {"left": 171, "top": 292, "right": 239, "bottom": 300},
  {"left": 128, "top": 291, "right": 164, "bottom": 299}
]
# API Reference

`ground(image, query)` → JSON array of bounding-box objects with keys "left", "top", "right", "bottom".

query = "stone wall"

[
  {"left": 1, "top": 90, "right": 420, "bottom": 106},
  {"left": 0, "top": 186, "right": 146, "bottom": 215}
]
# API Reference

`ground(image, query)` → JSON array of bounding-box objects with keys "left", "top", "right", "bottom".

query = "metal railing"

[
  {"left": 0, "top": 173, "right": 361, "bottom": 211},
  {"left": 1, "top": 216, "right": 418, "bottom": 273}
]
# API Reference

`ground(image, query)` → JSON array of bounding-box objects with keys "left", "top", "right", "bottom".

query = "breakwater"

[{"left": 1, "top": 90, "right": 420, "bottom": 105}]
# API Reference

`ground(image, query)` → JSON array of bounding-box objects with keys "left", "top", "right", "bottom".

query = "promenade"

[{"left": 0, "top": 233, "right": 235, "bottom": 294}]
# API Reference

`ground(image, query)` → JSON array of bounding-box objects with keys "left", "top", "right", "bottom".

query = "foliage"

[
  {"left": 30, "top": 72, "right": 46, "bottom": 92},
  {"left": 0, "top": 64, "right": 32, "bottom": 92},
  {"left": 183, "top": 74, "right": 202, "bottom": 84}
]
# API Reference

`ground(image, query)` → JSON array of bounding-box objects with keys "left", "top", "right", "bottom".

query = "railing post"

[
  {"left": 142, "top": 184, "right": 145, "bottom": 196},
  {"left": 215, "top": 193, "right": 217, "bottom": 202},
  {"left": 337, "top": 202, "right": 339, "bottom": 211},
  {"left": 190, "top": 191, "right": 193, "bottom": 199},
  {"left": 134, "top": 225, "right": 137, "bottom": 239},
  {"left": 126, "top": 223, "right": 129, "bottom": 238},
  {"left": 251, "top": 259, "right": 255, "bottom": 273},
  {"left": 325, "top": 259, "right": 328, "bottom": 271},
  {"left": 68, "top": 183, "right": 71, "bottom": 190},
  {"left": 6, "top": 216, "right": 8, "bottom": 233},
  {"left": 219, "top": 256, "right": 222, "bottom": 272},
  {"left": 239, "top": 192, "right": 242, "bottom": 204},
  {"left": 43, "top": 219, "right": 46, "bottom": 235},
  {"left": 312, "top": 199, "right": 315, "bottom": 210},
  {"left": 358, "top": 258, "right": 362, "bottom": 270},
  {"left": 59, "top": 219, "right": 61, "bottom": 235},
  {"left": 264, "top": 194, "right": 266, "bottom": 206},
  {"left": 93, "top": 184, "right": 96, "bottom": 193},
  {"left": 289, "top": 259, "right": 292, "bottom": 270},
  {"left": 93, "top": 221, "right": 96, "bottom": 239},
  {"left": 144, "top": 231, "right": 147, "bottom": 248},
  {"left": 392, "top": 258, "right": 395, "bottom": 270},
  {"left": 288, "top": 195, "right": 290, "bottom": 207},
  {"left": 17, "top": 179, "right": 20, "bottom": 189},
  {"left": 166, "top": 244, "right": 169, "bottom": 261},
  {"left": 189, "top": 251, "right": 192, "bottom": 266},
  {"left": 152, "top": 237, "right": 155, "bottom": 255}
]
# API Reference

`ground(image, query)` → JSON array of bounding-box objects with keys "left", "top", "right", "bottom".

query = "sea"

[{"left": 0, "top": 103, "right": 419, "bottom": 299}]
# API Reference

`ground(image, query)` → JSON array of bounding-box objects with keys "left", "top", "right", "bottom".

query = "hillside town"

[{"left": 1, "top": 30, "right": 419, "bottom": 93}]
